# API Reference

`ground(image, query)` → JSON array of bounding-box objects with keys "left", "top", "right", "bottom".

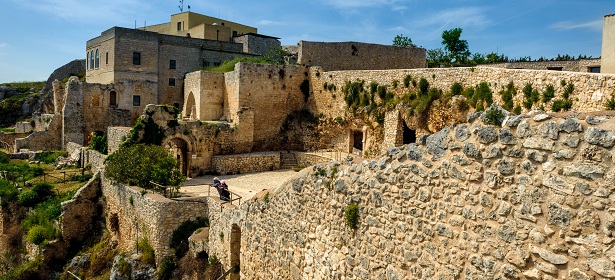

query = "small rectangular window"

[
  {"left": 133, "top": 52, "right": 141, "bottom": 65},
  {"left": 177, "top": 22, "right": 182, "bottom": 31},
  {"left": 133, "top": 95, "right": 141, "bottom": 106},
  {"left": 106, "top": 52, "right": 109, "bottom": 65},
  {"left": 169, "top": 78, "right": 176, "bottom": 86},
  {"left": 203, "top": 61, "right": 210, "bottom": 67},
  {"left": 170, "top": 60, "right": 176, "bottom": 69},
  {"left": 589, "top": 66, "right": 600, "bottom": 73},
  {"left": 110, "top": 91, "right": 117, "bottom": 106}
]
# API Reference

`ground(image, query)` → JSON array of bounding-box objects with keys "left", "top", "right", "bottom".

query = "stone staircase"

[{"left": 280, "top": 151, "right": 298, "bottom": 169}]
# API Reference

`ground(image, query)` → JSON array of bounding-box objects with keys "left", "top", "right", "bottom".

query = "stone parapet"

[{"left": 212, "top": 152, "right": 280, "bottom": 174}]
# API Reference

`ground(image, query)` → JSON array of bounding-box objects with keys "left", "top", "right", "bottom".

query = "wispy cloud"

[
  {"left": 12, "top": 0, "right": 151, "bottom": 24},
  {"left": 321, "top": 0, "right": 406, "bottom": 9},
  {"left": 550, "top": 19, "right": 602, "bottom": 31},
  {"left": 0, "top": 43, "right": 8, "bottom": 48},
  {"left": 418, "top": 7, "right": 492, "bottom": 30},
  {"left": 257, "top": 20, "right": 285, "bottom": 26}
]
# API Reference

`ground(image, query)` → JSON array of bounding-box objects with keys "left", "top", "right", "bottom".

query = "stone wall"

[
  {"left": 83, "top": 149, "right": 106, "bottom": 173},
  {"left": 487, "top": 59, "right": 601, "bottom": 72},
  {"left": 603, "top": 14, "right": 615, "bottom": 74},
  {"left": 204, "top": 112, "right": 615, "bottom": 279},
  {"left": 101, "top": 177, "right": 209, "bottom": 264},
  {"left": 298, "top": 41, "right": 426, "bottom": 71},
  {"left": 212, "top": 152, "right": 280, "bottom": 175},
  {"left": 233, "top": 34, "right": 281, "bottom": 56},
  {"left": 293, "top": 151, "right": 339, "bottom": 166},
  {"left": 60, "top": 173, "right": 101, "bottom": 248},
  {"left": 107, "top": 126, "right": 131, "bottom": 154}
]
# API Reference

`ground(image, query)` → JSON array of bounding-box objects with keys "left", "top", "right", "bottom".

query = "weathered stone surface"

[
  {"left": 563, "top": 163, "right": 606, "bottom": 180},
  {"left": 589, "top": 258, "right": 615, "bottom": 278},
  {"left": 542, "top": 174, "right": 574, "bottom": 195},
  {"left": 496, "top": 158, "right": 516, "bottom": 175},
  {"left": 548, "top": 203, "right": 573, "bottom": 228},
  {"left": 568, "top": 268, "right": 591, "bottom": 280},
  {"left": 585, "top": 127, "right": 615, "bottom": 148},
  {"left": 455, "top": 124, "right": 470, "bottom": 141},
  {"left": 506, "top": 114, "right": 528, "bottom": 127},
  {"left": 529, "top": 244, "right": 568, "bottom": 265},
  {"left": 482, "top": 146, "right": 501, "bottom": 159},
  {"left": 585, "top": 115, "right": 607, "bottom": 125},
  {"left": 522, "top": 137, "right": 554, "bottom": 150},
  {"left": 563, "top": 134, "right": 580, "bottom": 148},
  {"left": 499, "top": 128, "right": 516, "bottom": 145},
  {"left": 426, "top": 127, "right": 450, "bottom": 159},
  {"left": 539, "top": 121, "right": 559, "bottom": 140},
  {"left": 560, "top": 118, "right": 583, "bottom": 133},
  {"left": 475, "top": 126, "right": 498, "bottom": 144},
  {"left": 462, "top": 142, "right": 480, "bottom": 158},
  {"left": 533, "top": 113, "right": 551, "bottom": 122}
]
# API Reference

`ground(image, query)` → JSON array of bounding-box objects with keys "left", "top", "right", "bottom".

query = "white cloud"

[
  {"left": 418, "top": 7, "right": 492, "bottom": 30},
  {"left": 257, "top": 20, "right": 285, "bottom": 26},
  {"left": 12, "top": 0, "right": 152, "bottom": 24},
  {"left": 0, "top": 43, "right": 7, "bottom": 48},
  {"left": 321, "top": 0, "right": 407, "bottom": 9},
  {"left": 550, "top": 19, "right": 602, "bottom": 31}
]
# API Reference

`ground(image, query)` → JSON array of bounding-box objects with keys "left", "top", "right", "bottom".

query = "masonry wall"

[
  {"left": 102, "top": 177, "right": 209, "bottom": 265},
  {"left": 107, "top": 126, "right": 131, "bottom": 154},
  {"left": 212, "top": 152, "right": 280, "bottom": 174},
  {"left": 233, "top": 35, "right": 281, "bottom": 56},
  {"left": 206, "top": 112, "right": 615, "bottom": 279},
  {"left": 488, "top": 59, "right": 601, "bottom": 72},
  {"left": 298, "top": 41, "right": 426, "bottom": 71}
]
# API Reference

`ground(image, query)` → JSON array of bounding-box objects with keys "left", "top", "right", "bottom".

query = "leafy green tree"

[
  {"left": 441, "top": 28, "right": 470, "bottom": 64},
  {"left": 392, "top": 34, "right": 415, "bottom": 47},
  {"left": 426, "top": 48, "right": 448, "bottom": 67},
  {"left": 105, "top": 144, "right": 185, "bottom": 189}
]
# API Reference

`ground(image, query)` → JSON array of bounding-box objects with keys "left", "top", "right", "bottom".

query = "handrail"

[
  {"left": 149, "top": 181, "right": 179, "bottom": 198},
  {"left": 206, "top": 184, "right": 242, "bottom": 206}
]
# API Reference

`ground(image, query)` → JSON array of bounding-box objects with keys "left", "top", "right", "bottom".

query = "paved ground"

[{"left": 180, "top": 169, "right": 300, "bottom": 201}]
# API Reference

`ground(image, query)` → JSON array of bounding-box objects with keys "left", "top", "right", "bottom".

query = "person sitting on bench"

[{"left": 218, "top": 180, "right": 230, "bottom": 201}]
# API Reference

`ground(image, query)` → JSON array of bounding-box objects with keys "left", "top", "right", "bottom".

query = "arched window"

[
  {"left": 90, "top": 51, "right": 94, "bottom": 70},
  {"left": 95, "top": 49, "right": 99, "bottom": 69},
  {"left": 86, "top": 51, "right": 90, "bottom": 69}
]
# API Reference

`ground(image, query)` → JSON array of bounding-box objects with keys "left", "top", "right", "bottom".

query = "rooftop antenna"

[
  {"left": 178, "top": 0, "right": 184, "bottom": 12},
  {"left": 188, "top": 5, "right": 191, "bottom": 12}
]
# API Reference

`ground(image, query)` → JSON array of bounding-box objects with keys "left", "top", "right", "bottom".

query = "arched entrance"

[
  {"left": 184, "top": 92, "right": 196, "bottom": 119},
  {"left": 166, "top": 138, "right": 189, "bottom": 176}
]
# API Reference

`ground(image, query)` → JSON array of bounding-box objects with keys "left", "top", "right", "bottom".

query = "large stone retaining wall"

[
  {"left": 101, "top": 178, "right": 209, "bottom": 264},
  {"left": 205, "top": 112, "right": 615, "bottom": 279}
]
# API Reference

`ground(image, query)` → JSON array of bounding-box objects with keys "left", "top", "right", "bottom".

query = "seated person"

[{"left": 219, "top": 180, "right": 230, "bottom": 201}]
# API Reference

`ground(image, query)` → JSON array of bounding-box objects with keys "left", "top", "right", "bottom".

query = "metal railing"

[
  {"left": 207, "top": 184, "right": 242, "bottom": 206},
  {"left": 149, "top": 181, "right": 180, "bottom": 198}
]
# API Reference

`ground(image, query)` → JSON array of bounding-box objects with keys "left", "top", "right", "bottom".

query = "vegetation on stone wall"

[
  {"left": 606, "top": 96, "right": 615, "bottom": 110},
  {"left": 551, "top": 81, "right": 574, "bottom": 112},
  {"left": 89, "top": 133, "right": 108, "bottom": 154},
  {"left": 203, "top": 56, "right": 284, "bottom": 73},
  {"left": 344, "top": 203, "right": 359, "bottom": 230},
  {"left": 105, "top": 144, "right": 185, "bottom": 189},
  {"left": 498, "top": 82, "right": 517, "bottom": 111}
]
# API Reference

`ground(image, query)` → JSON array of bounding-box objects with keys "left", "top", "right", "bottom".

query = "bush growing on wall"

[
  {"left": 345, "top": 203, "right": 359, "bottom": 230},
  {"left": 542, "top": 84, "right": 555, "bottom": 103},
  {"left": 89, "top": 133, "right": 108, "bottom": 154},
  {"left": 105, "top": 144, "right": 185, "bottom": 189}
]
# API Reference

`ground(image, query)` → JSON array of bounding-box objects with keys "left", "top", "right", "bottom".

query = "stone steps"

[{"left": 280, "top": 151, "right": 297, "bottom": 169}]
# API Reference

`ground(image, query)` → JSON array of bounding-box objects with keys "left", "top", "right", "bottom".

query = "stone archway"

[{"left": 166, "top": 137, "right": 189, "bottom": 176}]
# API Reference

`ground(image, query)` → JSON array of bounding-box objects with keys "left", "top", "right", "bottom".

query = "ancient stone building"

[{"left": 602, "top": 14, "right": 615, "bottom": 74}]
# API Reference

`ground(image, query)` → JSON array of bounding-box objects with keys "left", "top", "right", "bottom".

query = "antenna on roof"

[
  {"left": 188, "top": 5, "right": 191, "bottom": 12},
  {"left": 178, "top": 0, "right": 184, "bottom": 12}
]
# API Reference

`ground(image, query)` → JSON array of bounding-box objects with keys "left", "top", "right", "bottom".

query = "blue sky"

[{"left": 0, "top": 0, "right": 613, "bottom": 83}]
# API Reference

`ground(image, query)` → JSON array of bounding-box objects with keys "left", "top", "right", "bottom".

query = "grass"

[
  {"left": 203, "top": 57, "right": 281, "bottom": 72},
  {"left": 0, "top": 81, "right": 45, "bottom": 93}
]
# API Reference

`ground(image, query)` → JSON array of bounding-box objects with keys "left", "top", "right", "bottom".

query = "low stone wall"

[
  {"left": 293, "top": 151, "right": 336, "bottom": 166},
  {"left": 204, "top": 112, "right": 615, "bottom": 279},
  {"left": 101, "top": 177, "right": 209, "bottom": 264},
  {"left": 212, "top": 152, "right": 280, "bottom": 174}
]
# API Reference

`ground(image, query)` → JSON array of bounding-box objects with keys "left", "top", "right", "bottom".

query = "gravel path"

[{"left": 180, "top": 169, "right": 299, "bottom": 201}]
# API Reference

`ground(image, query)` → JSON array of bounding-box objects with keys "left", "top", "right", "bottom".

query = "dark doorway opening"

[
  {"left": 167, "top": 138, "right": 188, "bottom": 176},
  {"left": 353, "top": 131, "right": 363, "bottom": 151},
  {"left": 230, "top": 224, "right": 241, "bottom": 280},
  {"left": 402, "top": 122, "right": 416, "bottom": 144}
]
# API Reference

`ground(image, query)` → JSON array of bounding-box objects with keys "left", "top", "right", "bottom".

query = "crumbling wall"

[{"left": 206, "top": 112, "right": 615, "bottom": 279}]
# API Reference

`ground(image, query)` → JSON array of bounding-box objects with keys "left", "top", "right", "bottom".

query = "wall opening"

[
  {"left": 230, "top": 223, "right": 241, "bottom": 280},
  {"left": 167, "top": 138, "right": 189, "bottom": 176},
  {"left": 402, "top": 121, "right": 416, "bottom": 144},
  {"left": 352, "top": 130, "right": 363, "bottom": 152},
  {"left": 547, "top": 67, "right": 563, "bottom": 71},
  {"left": 185, "top": 92, "right": 196, "bottom": 119},
  {"left": 109, "top": 91, "right": 117, "bottom": 107}
]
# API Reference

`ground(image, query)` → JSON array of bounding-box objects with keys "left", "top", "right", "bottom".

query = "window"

[
  {"left": 232, "top": 31, "right": 238, "bottom": 37},
  {"left": 133, "top": 95, "right": 141, "bottom": 106},
  {"left": 177, "top": 22, "right": 182, "bottom": 31},
  {"left": 105, "top": 52, "right": 109, "bottom": 65},
  {"left": 589, "top": 66, "right": 600, "bottom": 73},
  {"left": 169, "top": 78, "right": 176, "bottom": 86},
  {"left": 133, "top": 52, "right": 141, "bottom": 65},
  {"left": 90, "top": 51, "right": 94, "bottom": 70},
  {"left": 547, "top": 67, "right": 563, "bottom": 71},
  {"left": 86, "top": 51, "right": 90, "bottom": 69},
  {"left": 95, "top": 49, "right": 99, "bottom": 69},
  {"left": 109, "top": 91, "right": 117, "bottom": 106},
  {"left": 170, "top": 59, "right": 176, "bottom": 69}
]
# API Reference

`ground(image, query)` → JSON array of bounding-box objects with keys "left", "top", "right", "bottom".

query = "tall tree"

[
  {"left": 441, "top": 28, "right": 470, "bottom": 64},
  {"left": 392, "top": 34, "right": 416, "bottom": 47}
]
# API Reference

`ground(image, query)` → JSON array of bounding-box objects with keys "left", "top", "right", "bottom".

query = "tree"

[
  {"left": 105, "top": 144, "right": 185, "bottom": 190},
  {"left": 392, "top": 34, "right": 416, "bottom": 47},
  {"left": 441, "top": 28, "right": 470, "bottom": 64},
  {"left": 426, "top": 48, "right": 448, "bottom": 67}
]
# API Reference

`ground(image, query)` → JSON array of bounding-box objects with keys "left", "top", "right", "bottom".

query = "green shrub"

[
  {"left": 26, "top": 224, "right": 57, "bottom": 245},
  {"left": 69, "top": 173, "right": 93, "bottom": 182},
  {"left": 89, "top": 133, "right": 108, "bottom": 154},
  {"left": 377, "top": 85, "right": 387, "bottom": 100},
  {"left": 499, "top": 82, "right": 516, "bottom": 111},
  {"left": 202, "top": 57, "right": 281, "bottom": 72},
  {"left": 605, "top": 96, "right": 615, "bottom": 110},
  {"left": 369, "top": 82, "right": 378, "bottom": 94},
  {"left": 403, "top": 75, "right": 412, "bottom": 88},
  {"left": 18, "top": 190, "right": 39, "bottom": 207},
  {"left": 36, "top": 151, "right": 68, "bottom": 164},
  {"left": 484, "top": 108, "right": 505, "bottom": 126},
  {"left": 105, "top": 144, "right": 185, "bottom": 189},
  {"left": 552, "top": 99, "right": 573, "bottom": 112},
  {"left": 392, "top": 80, "right": 399, "bottom": 89},
  {"left": 542, "top": 84, "right": 555, "bottom": 103},
  {"left": 117, "top": 254, "right": 132, "bottom": 276},
  {"left": 342, "top": 80, "right": 365, "bottom": 109},
  {"left": 475, "top": 82, "right": 493, "bottom": 106},
  {"left": 450, "top": 82, "right": 463, "bottom": 96},
  {"left": 344, "top": 203, "right": 359, "bottom": 230},
  {"left": 418, "top": 78, "right": 429, "bottom": 95},
  {"left": 457, "top": 99, "right": 469, "bottom": 111},
  {"left": 563, "top": 83, "right": 574, "bottom": 99},
  {"left": 0, "top": 151, "right": 9, "bottom": 164},
  {"left": 138, "top": 237, "right": 155, "bottom": 266},
  {"left": 513, "top": 105, "right": 522, "bottom": 115},
  {"left": 158, "top": 256, "right": 177, "bottom": 280}
]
